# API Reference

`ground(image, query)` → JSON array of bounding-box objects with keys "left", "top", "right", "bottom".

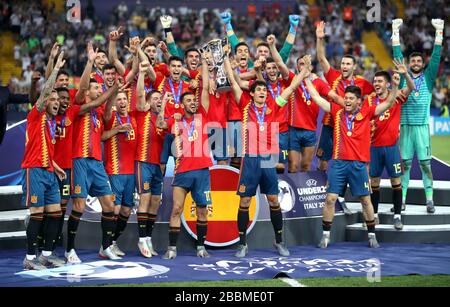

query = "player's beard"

[{"left": 410, "top": 66, "right": 423, "bottom": 74}]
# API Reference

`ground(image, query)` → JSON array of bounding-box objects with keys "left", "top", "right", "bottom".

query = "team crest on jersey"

[
  {"left": 143, "top": 182, "right": 150, "bottom": 190},
  {"left": 74, "top": 185, "right": 81, "bottom": 194},
  {"left": 265, "top": 107, "right": 272, "bottom": 114},
  {"left": 194, "top": 118, "right": 202, "bottom": 127},
  {"left": 65, "top": 118, "right": 71, "bottom": 126},
  {"left": 31, "top": 195, "right": 38, "bottom": 204},
  {"left": 356, "top": 113, "right": 363, "bottom": 121},
  {"left": 239, "top": 184, "right": 246, "bottom": 193}
]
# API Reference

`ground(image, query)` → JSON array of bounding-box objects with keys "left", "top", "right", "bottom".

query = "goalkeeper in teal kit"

[{"left": 391, "top": 18, "right": 444, "bottom": 213}]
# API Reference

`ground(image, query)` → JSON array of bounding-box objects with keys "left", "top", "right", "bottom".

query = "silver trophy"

[{"left": 201, "top": 37, "right": 231, "bottom": 92}]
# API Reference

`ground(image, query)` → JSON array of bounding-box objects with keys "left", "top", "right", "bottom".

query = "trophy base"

[{"left": 216, "top": 85, "right": 231, "bottom": 93}]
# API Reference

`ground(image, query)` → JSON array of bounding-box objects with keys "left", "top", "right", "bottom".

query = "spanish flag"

[{"left": 182, "top": 167, "right": 258, "bottom": 247}]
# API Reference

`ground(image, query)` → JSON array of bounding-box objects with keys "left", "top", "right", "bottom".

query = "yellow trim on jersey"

[
  {"left": 332, "top": 109, "right": 343, "bottom": 159},
  {"left": 173, "top": 120, "right": 182, "bottom": 175},
  {"left": 111, "top": 117, "right": 120, "bottom": 175},
  {"left": 241, "top": 102, "right": 251, "bottom": 156},
  {"left": 140, "top": 112, "right": 151, "bottom": 161},
  {"left": 40, "top": 114, "right": 49, "bottom": 167},
  {"left": 81, "top": 113, "right": 90, "bottom": 157}
]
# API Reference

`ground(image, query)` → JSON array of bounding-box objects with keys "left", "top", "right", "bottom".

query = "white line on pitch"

[{"left": 279, "top": 277, "right": 306, "bottom": 287}]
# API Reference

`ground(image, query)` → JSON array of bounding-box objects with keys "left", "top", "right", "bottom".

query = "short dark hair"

[
  {"left": 256, "top": 42, "right": 270, "bottom": 50},
  {"left": 250, "top": 80, "right": 267, "bottom": 93},
  {"left": 148, "top": 90, "right": 161, "bottom": 98},
  {"left": 89, "top": 78, "right": 98, "bottom": 84},
  {"left": 57, "top": 70, "right": 70, "bottom": 78},
  {"left": 265, "top": 57, "right": 275, "bottom": 64},
  {"left": 55, "top": 87, "right": 69, "bottom": 94},
  {"left": 102, "top": 64, "right": 116, "bottom": 72},
  {"left": 408, "top": 52, "right": 424, "bottom": 62},
  {"left": 185, "top": 47, "right": 200, "bottom": 58},
  {"left": 97, "top": 49, "right": 108, "bottom": 56},
  {"left": 344, "top": 85, "right": 361, "bottom": 99},
  {"left": 234, "top": 42, "right": 249, "bottom": 54},
  {"left": 180, "top": 91, "right": 195, "bottom": 103},
  {"left": 374, "top": 70, "right": 391, "bottom": 83},
  {"left": 342, "top": 54, "right": 356, "bottom": 65},
  {"left": 168, "top": 56, "right": 184, "bottom": 65}
]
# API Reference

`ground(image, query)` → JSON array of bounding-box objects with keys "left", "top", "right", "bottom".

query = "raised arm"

[
  {"left": 75, "top": 42, "right": 97, "bottom": 104},
  {"left": 36, "top": 52, "right": 65, "bottom": 112},
  {"left": 45, "top": 43, "right": 60, "bottom": 80},
  {"left": 267, "top": 34, "right": 289, "bottom": 80},
  {"left": 278, "top": 72, "right": 304, "bottom": 104},
  {"left": 219, "top": 12, "right": 240, "bottom": 51},
  {"left": 278, "top": 15, "right": 300, "bottom": 63},
  {"left": 425, "top": 19, "right": 444, "bottom": 81},
  {"left": 316, "top": 21, "right": 331, "bottom": 74},
  {"left": 108, "top": 26, "right": 126, "bottom": 76},
  {"left": 393, "top": 58, "right": 414, "bottom": 97},
  {"left": 136, "top": 61, "right": 150, "bottom": 112},
  {"left": 160, "top": 15, "right": 184, "bottom": 58},
  {"left": 137, "top": 43, "right": 156, "bottom": 82},
  {"left": 29, "top": 70, "right": 41, "bottom": 104},
  {"left": 375, "top": 73, "right": 400, "bottom": 116},
  {"left": 101, "top": 123, "right": 131, "bottom": 141},
  {"left": 200, "top": 54, "right": 210, "bottom": 112},
  {"left": 156, "top": 92, "right": 171, "bottom": 130},
  {"left": 224, "top": 47, "right": 243, "bottom": 103}
]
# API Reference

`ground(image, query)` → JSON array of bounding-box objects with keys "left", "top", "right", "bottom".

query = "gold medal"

[
  {"left": 175, "top": 103, "right": 180, "bottom": 109},
  {"left": 307, "top": 100, "right": 311, "bottom": 105},
  {"left": 188, "top": 136, "right": 193, "bottom": 142},
  {"left": 51, "top": 139, "right": 56, "bottom": 144},
  {"left": 347, "top": 131, "right": 352, "bottom": 136},
  {"left": 259, "top": 125, "right": 265, "bottom": 132},
  {"left": 379, "top": 115, "right": 384, "bottom": 121},
  {"left": 414, "top": 91, "right": 419, "bottom": 97}
]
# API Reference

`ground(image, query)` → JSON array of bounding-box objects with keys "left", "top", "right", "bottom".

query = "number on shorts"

[
  {"left": 282, "top": 150, "right": 288, "bottom": 160},
  {"left": 204, "top": 191, "right": 211, "bottom": 202},
  {"left": 62, "top": 185, "right": 70, "bottom": 196},
  {"left": 393, "top": 163, "right": 401, "bottom": 174},
  {"left": 364, "top": 182, "right": 369, "bottom": 190}
]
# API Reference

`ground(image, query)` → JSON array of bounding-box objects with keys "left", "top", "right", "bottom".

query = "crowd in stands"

[{"left": 1, "top": 0, "right": 448, "bottom": 112}]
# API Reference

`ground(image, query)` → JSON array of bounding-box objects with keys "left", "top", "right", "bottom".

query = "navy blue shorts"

[
  {"left": 237, "top": 155, "right": 279, "bottom": 197},
  {"left": 22, "top": 168, "right": 61, "bottom": 207},
  {"left": 289, "top": 126, "right": 316, "bottom": 152},
  {"left": 172, "top": 168, "right": 211, "bottom": 207},
  {"left": 135, "top": 161, "right": 163, "bottom": 195},
  {"left": 160, "top": 133, "right": 175, "bottom": 164},
  {"left": 227, "top": 120, "right": 243, "bottom": 158},
  {"left": 208, "top": 127, "right": 228, "bottom": 161},
  {"left": 109, "top": 174, "right": 135, "bottom": 207},
  {"left": 316, "top": 125, "right": 333, "bottom": 161},
  {"left": 58, "top": 168, "right": 71, "bottom": 201},
  {"left": 370, "top": 144, "right": 403, "bottom": 178},
  {"left": 327, "top": 160, "right": 370, "bottom": 196},
  {"left": 279, "top": 131, "right": 289, "bottom": 164},
  {"left": 71, "top": 158, "right": 112, "bottom": 198}
]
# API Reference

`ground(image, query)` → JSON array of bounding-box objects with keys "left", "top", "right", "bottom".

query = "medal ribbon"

[
  {"left": 345, "top": 110, "right": 359, "bottom": 135},
  {"left": 115, "top": 112, "right": 131, "bottom": 138},
  {"left": 46, "top": 116, "right": 57, "bottom": 142},
  {"left": 169, "top": 79, "right": 182, "bottom": 105},
  {"left": 252, "top": 102, "right": 267, "bottom": 129}
]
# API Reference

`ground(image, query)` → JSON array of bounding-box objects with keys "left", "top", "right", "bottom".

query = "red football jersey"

[
  {"left": 68, "top": 88, "right": 78, "bottom": 105},
  {"left": 54, "top": 104, "right": 81, "bottom": 169},
  {"left": 72, "top": 104, "right": 105, "bottom": 161},
  {"left": 21, "top": 106, "right": 55, "bottom": 172},
  {"left": 103, "top": 112, "right": 138, "bottom": 175},
  {"left": 289, "top": 76, "right": 331, "bottom": 131},
  {"left": 331, "top": 103, "right": 377, "bottom": 162},
  {"left": 157, "top": 77, "right": 190, "bottom": 118},
  {"left": 167, "top": 106, "right": 213, "bottom": 174},
  {"left": 204, "top": 90, "right": 228, "bottom": 129},
  {"left": 91, "top": 68, "right": 105, "bottom": 92},
  {"left": 154, "top": 62, "right": 170, "bottom": 77},
  {"left": 322, "top": 66, "right": 375, "bottom": 126},
  {"left": 239, "top": 95, "right": 281, "bottom": 155},
  {"left": 135, "top": 111, "right": 166, "bottom": 164},
  {"left": 227, "top": 68, "right": 248, "bottom": 121},
  {"left": 367, "top": 92, "right": 407, "bottom": 147},
  {"left": 248, "top": 76, "right": 292, "bottom": 134}
]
